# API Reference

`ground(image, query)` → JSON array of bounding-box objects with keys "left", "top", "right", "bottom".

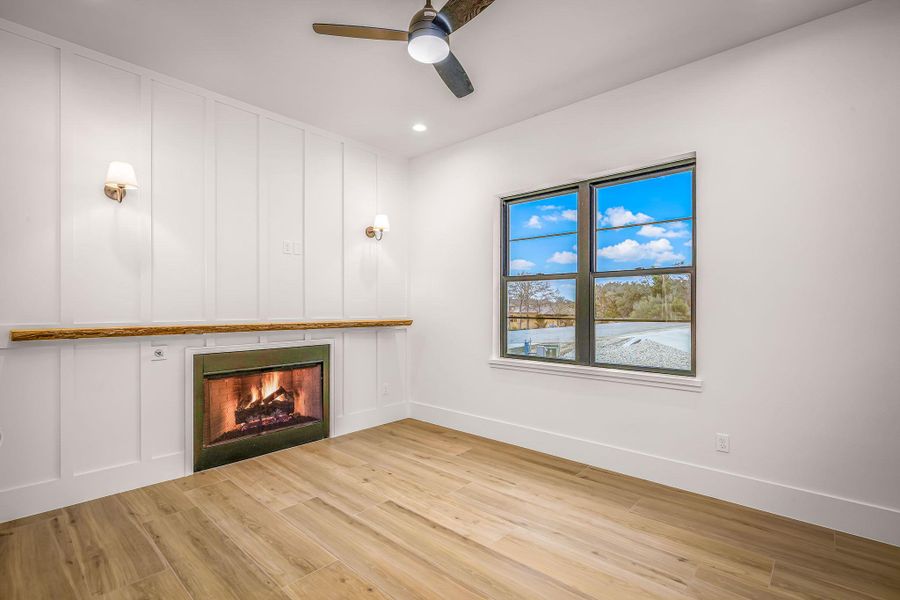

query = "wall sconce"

[
  {"left": 104, "top": 161, "right": 138, "bottom": 203},
  {"left": 365, "top": 214, "right": 390, "bottom": 241}
]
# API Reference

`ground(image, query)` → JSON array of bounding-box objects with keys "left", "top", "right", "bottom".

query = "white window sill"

[{"left": 488, "top": 357, "right": 703, "bottom": 392}]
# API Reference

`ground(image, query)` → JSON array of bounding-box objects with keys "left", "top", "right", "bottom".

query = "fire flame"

[{"left": 248, "top": 371, "right": 283, "bottom": 405}]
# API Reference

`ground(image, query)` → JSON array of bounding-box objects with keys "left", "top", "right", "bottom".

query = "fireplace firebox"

[{"left": 193, "top": 345, "right": 329, "bottom": 471}]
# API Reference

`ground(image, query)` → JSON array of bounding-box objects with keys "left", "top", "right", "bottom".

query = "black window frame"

[{"left": 500, "top": 158, "right": 696, "bottom": 376}]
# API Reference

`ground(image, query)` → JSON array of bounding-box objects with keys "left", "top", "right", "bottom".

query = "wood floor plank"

[
  {"left": 265, "top": 450, "right": 388, "bottom": 515},
  {"left": 118, "top": 480, "right": 197, "bottom": 523},
  {"left": 376, "top": 420, "right": 475, "bottom": 455},
  {"left": 835, "top": 532, "right": 900, "bottom": 568},
  {"left": 280, "top": 497, "right": 484, "bottom": 600},
  {"left": 455, "top": 482, "right": 702, "bottom": 596},
  {"left": 186, "top": 479, "right": 335, "bottom": 586},
  {"left": 285, "top": 561, "right": 391, "bottom": 600},
  {"left": 333, "top": 436, "right": 470, "bottom": 495},
  {"left": 56, "top": 495, "right": 167, "bottom": 596},
  {"left": 455, "top": 481, "right": 774, "bottom": 586},
  {"left": 143, "top": 506, "right": 289, "bottom": 600},
  {"left": 769, "top": 562, "right": 882, "bottom": 600},
  {"left": 292, "top": 442, "right": 370, "bottom": 469},
  {"left": 219, "top": 455, "right": 316, "bottom": 511},
  {"left": 0, "top": 518, "right": 83, "bottom": 600},
  {"left": 688, "top": 567, "right": 795, "bottom": 600},
  {"left": 0, "top": 507, "right": 64, "bottom": 533},
  {"left": 170, "top": 467, "right": 225, "bottom": 492},
  {"left": 99, "top": 569, "right": 192, "bottom": 600},
  {"left": 490, "top": 531, "right": 687, "bottom": 599},
  {"left": 396, "top": 419, "right": 587, "bottom": 472},
  {"left": 356, "top": 500, "right": 590, "bottom": 600},
  {"left": 344, "top": 463, "right": 517, "bottom": 545}
]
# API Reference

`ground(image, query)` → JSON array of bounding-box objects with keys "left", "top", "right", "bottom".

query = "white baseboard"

[{"left": 410, "top": 401, "right": 900, "bottom": 546}]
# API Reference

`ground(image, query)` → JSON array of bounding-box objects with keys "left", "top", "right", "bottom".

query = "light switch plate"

[{"left": 292, "top": 241, "right": 303, "bottom": 255}]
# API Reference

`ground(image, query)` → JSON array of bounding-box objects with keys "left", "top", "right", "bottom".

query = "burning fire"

[{"left": 248, "top": 371, "right": 283, "bottom": 406}]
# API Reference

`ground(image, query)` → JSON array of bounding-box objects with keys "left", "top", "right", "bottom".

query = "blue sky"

[
  {"left": 596, "top": 171, "right": 692, "bottom": 226},
  {"left": 508, "top": 192, "right": 578, "bottom": 239},
  {"left": 508, "top": 172, "right": 693, "bottom": 275},
  {"left": 595, "top": 220, "right": 692, "bottom": 271}
]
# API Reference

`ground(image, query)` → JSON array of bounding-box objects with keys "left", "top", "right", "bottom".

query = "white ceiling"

[{"left": 0, "top": 0, "right": 868, "bottom": 157}]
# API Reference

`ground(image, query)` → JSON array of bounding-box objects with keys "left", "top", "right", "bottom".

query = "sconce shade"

[
  {"left": 105, "top": 161, "right": 138, "bottom": 189},
  {"left": 373, "top": 214, "right": 390, "bottom": 232}
]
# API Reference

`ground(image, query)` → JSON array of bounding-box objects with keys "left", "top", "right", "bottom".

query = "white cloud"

[
  {"left": 547, "top": 251, "right": 577, "bottom": 265},
  {"left": 509, "top": 258, "right": 536, "bottom": 270},
  {"left": 530, "top": 209, "right": 577, "bottom": 225},
  {"left": 637, "top": 222, "right": 689, "bottom": 239},
  {"left": 598, "top": 206, "right": 654, "bottom": 227},
  {"left": 597, "top": 238, "right": 685, "bottom": 266},
  {"left": 538, "top": 205, "right": 562, "bottom": 211},
  {"left": 683, "top": 239, "right": 692, "bottom": 247}
]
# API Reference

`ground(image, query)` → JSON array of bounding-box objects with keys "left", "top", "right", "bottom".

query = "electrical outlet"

[
  {"left": 151, "top": 346, "right": 168, "bottom": 361},
  {"left": 716, "top": 433, "right": 730, "bottom": 453},
  {"left": 282, "top": 240, "right": 292, "bottom": 254}
]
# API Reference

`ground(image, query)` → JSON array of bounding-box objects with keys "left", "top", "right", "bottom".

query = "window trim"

[{"left": 500, "top": 158, "right": 697, "bottom": 377}]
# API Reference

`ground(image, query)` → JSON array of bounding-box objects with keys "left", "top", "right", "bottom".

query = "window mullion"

[{"left": 575, "top": 181, "right": 592, "bottom": 365}]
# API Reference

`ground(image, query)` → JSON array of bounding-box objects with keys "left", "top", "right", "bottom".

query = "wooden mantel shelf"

[{"left": 9, "top": 319, "right": 413, "bottom": 342}]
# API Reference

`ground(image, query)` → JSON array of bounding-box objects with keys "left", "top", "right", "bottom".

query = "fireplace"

[{"left": 192, "top": 344, "right": 329, "bottom": 471}]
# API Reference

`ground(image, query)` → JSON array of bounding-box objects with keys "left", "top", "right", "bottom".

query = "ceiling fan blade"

[
  {"left": 434, "top": 52, "right": 474, "bottom": 98},
  {"left": 435, "top": 0, "right": 494, "bottom": 33},
  {"left": 312, "top": 23, "right": 408, "bottom": 42}
]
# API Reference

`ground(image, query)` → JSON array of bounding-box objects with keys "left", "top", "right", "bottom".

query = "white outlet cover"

[
  {"left": 716, "top": 433, "right": 730, "bottom": 453},
  {"left": 151, "top": 346, "right": 168, "bottom": 361},
  {"left": 282, "top": 240, "right": 292, "bottom": 254}
]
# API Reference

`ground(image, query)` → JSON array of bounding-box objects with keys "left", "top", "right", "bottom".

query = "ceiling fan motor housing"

[
  {"left": 409, "top": 4, "right": 449, "bottom": 39},
  {"left": 407, "top": 4, "right": 450, "bottom": 64}
]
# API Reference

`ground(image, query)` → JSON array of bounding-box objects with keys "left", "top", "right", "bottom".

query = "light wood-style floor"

[{"left": 2, "top": 419, "right": 898, "bottom": 600}]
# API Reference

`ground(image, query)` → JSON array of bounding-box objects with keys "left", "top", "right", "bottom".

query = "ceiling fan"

[{"left": 312, "top": 0, "right": 494, "bottom": 98}]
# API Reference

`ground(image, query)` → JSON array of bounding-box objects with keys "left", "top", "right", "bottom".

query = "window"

[{"left": 501, "top": 160, "right": 695, "bottom": 375}]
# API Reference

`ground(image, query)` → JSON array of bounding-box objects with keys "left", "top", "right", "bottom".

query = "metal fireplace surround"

[{"left": 192, "top": 344, "right": 330, "bottom": 471}]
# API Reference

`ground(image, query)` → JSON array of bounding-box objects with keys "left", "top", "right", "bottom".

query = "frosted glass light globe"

[{"left": 407, "top": 32, "right": 449, "bottom": 64}]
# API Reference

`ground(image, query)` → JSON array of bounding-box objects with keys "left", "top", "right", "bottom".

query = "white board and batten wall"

[{"left": 0, "top": 18, "right": 410, "bottom": 522}]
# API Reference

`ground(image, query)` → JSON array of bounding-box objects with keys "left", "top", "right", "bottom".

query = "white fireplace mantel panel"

[{"left": 0, "top": 16, "right": 410, "bottom": 524}]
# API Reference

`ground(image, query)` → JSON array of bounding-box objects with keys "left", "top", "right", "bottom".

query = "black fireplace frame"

[{"left": 193, "top": 344, "right": 330, "bottom": 471}]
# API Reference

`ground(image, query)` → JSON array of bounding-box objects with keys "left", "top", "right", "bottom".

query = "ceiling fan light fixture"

[{"left": 407, "top": 28, "right": 449, "bottom": 64}]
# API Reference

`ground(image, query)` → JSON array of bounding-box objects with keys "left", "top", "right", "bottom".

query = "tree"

[
  {"left": 594, "top": 274, "right": 691, "bottom": 321},
  {"left": 507, "top": 280, "right": 575, "bottom": 330}
]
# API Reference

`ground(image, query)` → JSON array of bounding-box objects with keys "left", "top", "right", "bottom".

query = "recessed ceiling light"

[{"left": 412, "top": 123, "right": 427, "bottom": 132}]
